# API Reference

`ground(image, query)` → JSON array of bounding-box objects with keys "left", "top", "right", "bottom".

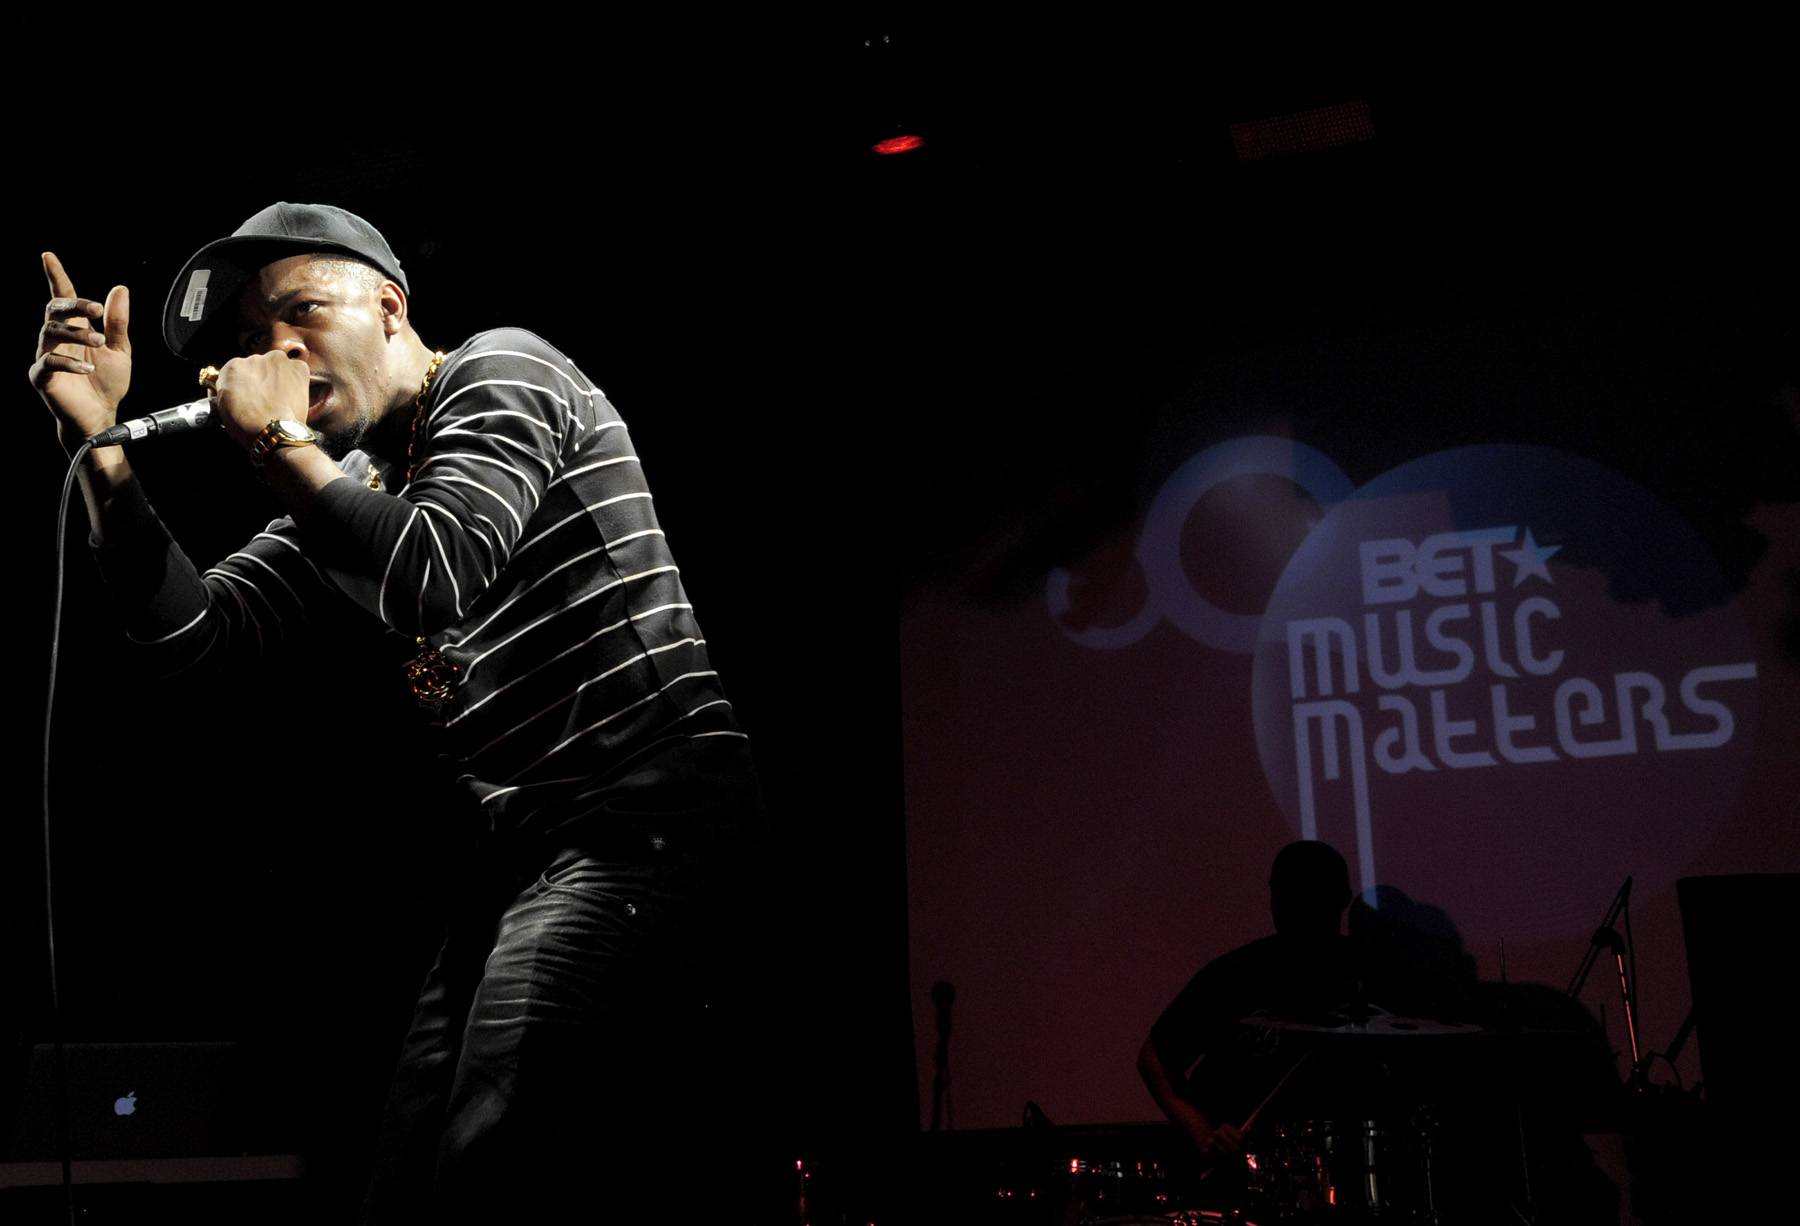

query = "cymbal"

[{"left": 1240, "top": 1007, "right": 1487, "bottom": 1037}]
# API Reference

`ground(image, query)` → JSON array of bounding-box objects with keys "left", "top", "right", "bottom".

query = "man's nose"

[{"left": 267, "top": 324, "right": 307, "bottom": 360}]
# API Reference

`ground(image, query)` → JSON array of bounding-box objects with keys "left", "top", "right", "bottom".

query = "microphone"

[
  {"left": 84, "top": 398, "right": 213, "bottom": 448},
  {"left": 932, "top": 980, "right": 956, "bottom": 1036},
  {"left": 83, "top": 365, "right": 222, "bottom": 449}
]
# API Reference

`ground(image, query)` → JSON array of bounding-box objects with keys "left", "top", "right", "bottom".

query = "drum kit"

[
  {"left": 1097, "top": 1005, "right": 1598, "bottom": 1225},
  {"left": 1230, "top": 1006, "right": 1477, "bottom": 1222}
]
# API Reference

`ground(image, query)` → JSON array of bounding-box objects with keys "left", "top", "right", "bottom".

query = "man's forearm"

[
  {"left": 1140, "top": 1035, "right": 1245, "bottom": 1162},
  {"left": 261, "top": 442, "right": 352, "bottom": 517},
  {"left": 1138, "top": 1037, "right": 1212, "bottom": 1134},
  {"left": 69, "top": 425, "right": 348, "bottom": 546},
  {"left": 64, "top": 437, "right": 142, "bottom": 549}
]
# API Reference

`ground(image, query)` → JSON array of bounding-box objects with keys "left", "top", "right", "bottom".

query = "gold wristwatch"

[{"left": 250, "top": 417, "right": 324, "bottom": 464}]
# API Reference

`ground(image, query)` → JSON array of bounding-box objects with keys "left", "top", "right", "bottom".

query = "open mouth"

[{"left": 307, "top": 380, "right": 331, "bottom": 420}]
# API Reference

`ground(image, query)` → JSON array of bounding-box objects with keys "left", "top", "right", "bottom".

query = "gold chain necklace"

[
  {"left": 405, "top": 348, "right": 448, "bottom": 487},
  {"left": 363, "top": 349, "right": 445, "bottom": 491},
  {"left": 401, "top": 349, "right": 457, "bottom": 711}
]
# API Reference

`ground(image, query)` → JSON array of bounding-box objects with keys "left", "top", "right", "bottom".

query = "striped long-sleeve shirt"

[{"left": 97, "top": 328, "right": 750, "bottom": 840}]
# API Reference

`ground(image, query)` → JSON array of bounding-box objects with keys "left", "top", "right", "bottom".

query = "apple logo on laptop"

[{"left": 114, "top": 1092, "right": 137, "bottom": 1117}]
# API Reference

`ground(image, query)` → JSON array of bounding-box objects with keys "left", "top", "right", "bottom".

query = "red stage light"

[{"left": 873, "top": 134, "right": 925, "bottom": 156}]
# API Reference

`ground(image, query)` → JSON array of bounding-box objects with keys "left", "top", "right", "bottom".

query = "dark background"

[
  {"left": 881, "top": 33, "right": 1797, "bottom": 1140},
  {"left": 8, "top": 25, "right": 1796, "bottom": 1219}
]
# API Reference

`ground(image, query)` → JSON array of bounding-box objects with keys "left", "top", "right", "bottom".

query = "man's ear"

[{"left": 379, "top": 281, "right": 408, "bottom": 338}]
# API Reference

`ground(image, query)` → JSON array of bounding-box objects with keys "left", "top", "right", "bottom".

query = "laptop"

[{"left": 1, "top": 1042, "right": 301, "bottom": 1184}]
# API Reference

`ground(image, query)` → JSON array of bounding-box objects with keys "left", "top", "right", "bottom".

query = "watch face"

[{"left": 277, "top": 419, "right": 310, "bottom": 437}]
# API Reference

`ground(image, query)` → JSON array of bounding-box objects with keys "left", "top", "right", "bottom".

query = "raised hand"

[{"left": 30, "top": 252, "right": 131, "bottom": 449}]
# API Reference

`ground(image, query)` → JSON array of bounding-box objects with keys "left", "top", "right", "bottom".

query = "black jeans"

[{"left": 362, "top": 838, "right": 723, "bottom": 1224}]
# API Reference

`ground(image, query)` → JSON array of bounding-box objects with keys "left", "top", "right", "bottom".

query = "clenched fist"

[{"left": 212, "top": 350, "right": 313, "bottom": 452}]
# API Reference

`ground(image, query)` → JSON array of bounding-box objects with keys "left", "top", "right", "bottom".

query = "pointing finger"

[{"left": 42, "top": 252, "right": 77, "bottom": 300}]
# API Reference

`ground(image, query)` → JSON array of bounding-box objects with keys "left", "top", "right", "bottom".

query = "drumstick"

[{"left": 1240, "top": 1049, "right": 1314, "bottom": 1135}]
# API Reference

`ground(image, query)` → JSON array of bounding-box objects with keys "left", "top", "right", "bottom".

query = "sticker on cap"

[{"left": 180, "top": 269, "right": 212, "bottom": 322}]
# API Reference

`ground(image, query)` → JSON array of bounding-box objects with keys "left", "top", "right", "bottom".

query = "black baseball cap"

[{"left": 161, "top": 202, "right": 410, "bottom": 362}]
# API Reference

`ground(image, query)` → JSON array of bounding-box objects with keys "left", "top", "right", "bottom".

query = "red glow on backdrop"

[
  {"left": 873, "top": 134, "right": 925, "bottom": 155},
  {"left": 1231, "top": 100, "right": 1375, "bottom": 160}
]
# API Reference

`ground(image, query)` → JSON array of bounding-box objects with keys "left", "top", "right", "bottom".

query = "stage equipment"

[
  {"left": 81, "top": 366, "right": 220, "bottom": 448},
  {"left": 1565, "top": 876, "right": 1643, "bottom": 1085},
  {"left": 931, "top": 979, "right": 956, "bottom": 1132}
]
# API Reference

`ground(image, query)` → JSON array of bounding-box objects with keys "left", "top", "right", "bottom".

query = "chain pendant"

[{"left": 405, "top": 636, "right": 460, "bottom": 712}]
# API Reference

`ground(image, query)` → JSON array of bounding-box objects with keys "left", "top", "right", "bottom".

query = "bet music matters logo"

[
  {"left": 1054, "top": 440, "right": 1761, "bottom": 941},
  {"left": 1284, "top": 521, "right": 1755, "bottom": 904}
]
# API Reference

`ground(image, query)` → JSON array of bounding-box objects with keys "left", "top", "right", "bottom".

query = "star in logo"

[{"left": 1500, "top": 528, "right": 1560, "bottom": 587}]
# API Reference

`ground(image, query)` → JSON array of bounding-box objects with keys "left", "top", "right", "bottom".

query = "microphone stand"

[
  {"left": 929, "top": 981, "right": 955, "bottom": 1132},
  {"left": 1566, "top": 877, "right": 1643, "bottom": 1087}
]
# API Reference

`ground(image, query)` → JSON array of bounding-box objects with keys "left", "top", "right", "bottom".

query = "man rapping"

[{"left": 33, "top": 202, "right": 761, "bottom": 1221}]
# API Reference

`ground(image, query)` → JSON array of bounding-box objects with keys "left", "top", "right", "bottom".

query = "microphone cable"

[{"left": 41, "top": 442, "right": 93, "bottom": 1226}]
